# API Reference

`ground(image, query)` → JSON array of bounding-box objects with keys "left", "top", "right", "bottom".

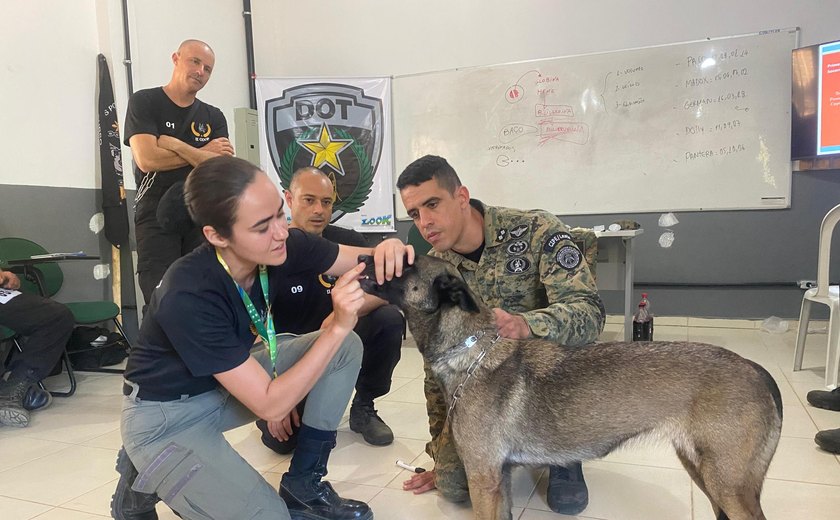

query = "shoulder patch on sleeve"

[
  {"left": 543, "top": 232, "right": 572, "bottom": 253},
  {"left": 556, "top": 245, "right": 582, "bottom": 270}
]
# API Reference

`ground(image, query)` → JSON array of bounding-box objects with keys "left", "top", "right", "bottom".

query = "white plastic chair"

[{"left": 793, "top": 203, "right": 840, "bottom": 390}]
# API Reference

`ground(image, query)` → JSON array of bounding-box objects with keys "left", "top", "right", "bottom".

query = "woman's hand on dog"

[
  {"left": 329, "top": 263, "right": 367, "bottom": 334},
  {"left": 493, "top": 308, "right": 531, "bottom": 339},
  {"left": 403, "top": 469, "right": 437, "bottom": 494}
]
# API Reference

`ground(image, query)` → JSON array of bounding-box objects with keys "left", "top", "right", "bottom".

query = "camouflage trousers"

[{"left": 423, "top": 362, "right": 470, "bottom": 502}]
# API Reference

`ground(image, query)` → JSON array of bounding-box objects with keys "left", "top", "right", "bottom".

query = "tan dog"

[{"left": 360, "top": 255, "right": 782, "bottom": 520}]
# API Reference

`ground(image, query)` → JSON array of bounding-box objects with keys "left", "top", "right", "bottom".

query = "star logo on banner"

[{"left": 298, "top": 123, "right": 352, "bottom": 175}]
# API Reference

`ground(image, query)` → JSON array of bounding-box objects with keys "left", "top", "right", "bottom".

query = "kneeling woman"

[{"left": 112, "top": 156, "right": 412, "bottom": 520}]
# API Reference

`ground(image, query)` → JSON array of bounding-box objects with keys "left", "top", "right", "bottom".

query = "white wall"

[
  {"left": 251, "top": 0, "right": 840, "bottom": 77},
  {"left": 3, "top": 0, "right": 837, "bottom": 192},
  {"left": 0, "top": 1, "right": 100, "bottom": 189},
  {"left": 0, "top": 0, "right": 249, "bottom": 191},
  {"left": 126, "top": 0, "right": 250, "bottom": 184}
]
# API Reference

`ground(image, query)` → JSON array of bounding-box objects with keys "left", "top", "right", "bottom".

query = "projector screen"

[{"left": 791, "top": 39, "right": 840, "bottom": 160}]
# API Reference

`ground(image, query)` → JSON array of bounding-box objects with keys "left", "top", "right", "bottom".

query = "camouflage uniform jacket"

[{"left": 431, "top": 200, "right": 605, "bottom": 345}]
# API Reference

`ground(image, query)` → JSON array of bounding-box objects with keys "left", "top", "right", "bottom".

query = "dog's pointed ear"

[{"left": 432, "top": 274, "right": 480, "bottom": 313}]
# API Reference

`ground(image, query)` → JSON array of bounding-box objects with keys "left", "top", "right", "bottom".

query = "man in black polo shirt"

[
  {"left": 258, "top": 167, "right": 404, "bottom": 447},
  {"left": 124, "top": 39, "right": 233, "bottom": 305}
]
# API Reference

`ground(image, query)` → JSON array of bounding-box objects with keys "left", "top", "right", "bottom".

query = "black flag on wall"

[{"left": 97, "top": 54, "right": 130, "bottom": 247}]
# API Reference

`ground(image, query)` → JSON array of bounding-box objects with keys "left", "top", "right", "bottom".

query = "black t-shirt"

[
  {"left": 272, "top": 225, "right": 368, "bottom": 334},
  {"left": 123, "top": 230, "right": 339, "bottom": 398},
  {"left": 123, "top": 87, "right": 228, "bottom": 195}
]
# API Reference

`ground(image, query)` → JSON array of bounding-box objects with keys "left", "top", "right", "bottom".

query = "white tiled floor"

[{"left": 2, "top": 320, "right": 839, "bottom": 519}]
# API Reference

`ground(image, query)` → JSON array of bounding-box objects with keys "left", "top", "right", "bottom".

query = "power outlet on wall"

[{"left": 798, "top": 280, "right": 816, "bottom": 289}]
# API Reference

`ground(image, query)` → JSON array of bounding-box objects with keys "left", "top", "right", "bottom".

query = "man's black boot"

[
  {"left": 546, "top": 462, "right": 589, "bottom": 515},
  {"left": 815, "top": 428, "right": 840, "bottom": 454},
  {"left": 111, "top": 447, "right": 160, "bottom": 520},
  {"left": 349, "top": 397, "right": 393, "bottom": 446},
  {"left": 279, "top": 425, "right": 372, "bottom": 520},
  {"left": 23, "top": 384, "right": 52, "bottom": 411},
  {"left": 807, "top": 388, "right": 840, "bottom": 411}
]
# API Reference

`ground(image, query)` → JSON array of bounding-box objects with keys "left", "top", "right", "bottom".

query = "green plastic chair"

[
  {"left": 0, "top": 237, "right": 130, "bottom": 396},
  {"left": 406, "top": 224, "right": 433, "bottom": 257}
]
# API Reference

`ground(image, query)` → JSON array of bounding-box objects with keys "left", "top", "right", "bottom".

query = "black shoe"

[
  {"left": 280, "top": 473, "right": 373, "bottom": 520},
  {"left": 815, "top": 428, "right": 840, "bottom": 454},
  {"left": 0, "top": 405, "right": 29, "bottom": 427},
  {"left": 349, "top": 400, "right": 394, "bottom": 446},
  {"left": 807, "top": 388, "right": 840, "bottom": 411},
  {"left": 546, "top": 463, "right": 589, "bottom": 515},
  {"left": 23, "top": 384, "right": 52, "bottom": 411},
  {"left": 111, "top": 447, "right": 160, "bottom": 520},
  {"left": 256, "top": 418, "right": 299, "bottom": 454}
]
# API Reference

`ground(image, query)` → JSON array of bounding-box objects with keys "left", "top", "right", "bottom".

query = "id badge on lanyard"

[{"left": 216, "top": 249, "right": 277, "bottom": 376}]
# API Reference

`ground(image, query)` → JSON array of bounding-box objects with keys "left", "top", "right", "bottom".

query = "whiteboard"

[{"left": 393, "top": 29, "right": 798, "bottom": 217}]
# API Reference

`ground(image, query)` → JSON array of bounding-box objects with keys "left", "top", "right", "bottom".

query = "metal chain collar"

[{"left": 445, "top": 331, "right": 502, "bottom": 421}]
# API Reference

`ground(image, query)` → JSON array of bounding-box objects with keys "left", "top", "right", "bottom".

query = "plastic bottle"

[
  {"left": 640, "top": 292, "right": 651, "bottom": 315},
  {"left": 640, "top": 292, "right": 654, "bottom": 339},
  {"left": 632, "top": 300, "right": 654, "bottom": 342}
]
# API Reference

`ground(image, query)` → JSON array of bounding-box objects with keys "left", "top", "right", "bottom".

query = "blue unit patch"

[{"left": 543, "top": 232, "right": 572, "bottom": 252}]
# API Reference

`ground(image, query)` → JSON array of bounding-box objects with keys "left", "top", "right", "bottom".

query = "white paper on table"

[{"left": 0, "top": 288, "right": 21, "bottom": 304}]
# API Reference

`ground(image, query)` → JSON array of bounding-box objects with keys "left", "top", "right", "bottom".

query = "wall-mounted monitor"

[{"left": 791, "top": 40, "right": 840, "bottom": 163}]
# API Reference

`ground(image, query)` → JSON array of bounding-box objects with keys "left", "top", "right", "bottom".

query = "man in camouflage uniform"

[{"left": 397, "top": 155, "right": 605, "bottom": 516}]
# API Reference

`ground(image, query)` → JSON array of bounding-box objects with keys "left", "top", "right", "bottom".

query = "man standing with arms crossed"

[
  {"left": 256, "top": 166, "right": 403, "bottom": 449},
  {"left": 397, "top": 155, "right": 605, "bottom": 516},
  {"left": 124, "top": 39, "right": 233, "bottom": 305}
]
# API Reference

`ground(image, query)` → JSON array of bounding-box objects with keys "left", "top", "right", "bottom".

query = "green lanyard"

[{"left": 216, "top": 249, "right": 277, "bottom": 375}]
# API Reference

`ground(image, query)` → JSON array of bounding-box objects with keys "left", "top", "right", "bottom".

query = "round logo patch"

[
  {"left": 556, "top": 245, "right": 582, "bottom": 270},
  {"left": 318, "top": 274, "right": 337, "bottom": 288},
  {"left": 506, "top": 240, "right": 529, "bottom": 255},
  {"left": 505, "top": 257, "right": 531, "bottom": 274}
]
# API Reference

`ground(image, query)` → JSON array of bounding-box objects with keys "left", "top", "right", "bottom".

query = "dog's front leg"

[{"left": 463, "top": 459, "right": 512, "bottom": 520}]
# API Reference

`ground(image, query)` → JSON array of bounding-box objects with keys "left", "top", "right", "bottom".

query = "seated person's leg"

[
  {"left": 0, "top": 293, "right": 73, "bottom": 413},
  {"left": 349, "top": 304, "right": 404, "bottom": 446},
  {"left": 807, "top": 388, "right": 840, "bottom": 454}
]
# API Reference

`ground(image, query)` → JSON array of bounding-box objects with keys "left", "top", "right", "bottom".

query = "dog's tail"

[{"left": 745, "top": 359, "right": 783, "bottom": 421}]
